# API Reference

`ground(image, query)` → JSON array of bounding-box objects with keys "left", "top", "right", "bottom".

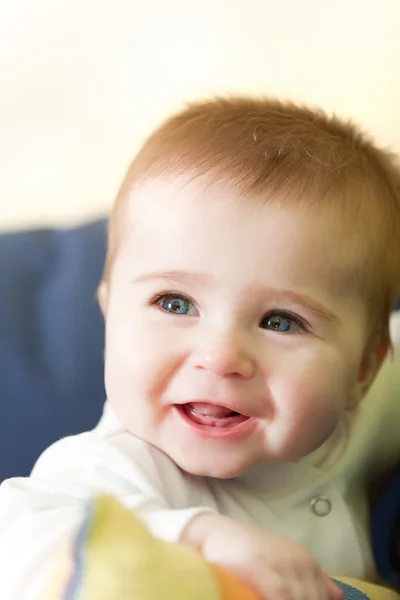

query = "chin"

[{"left": 173, "top": 454, "right": 255, "bottom": 479}]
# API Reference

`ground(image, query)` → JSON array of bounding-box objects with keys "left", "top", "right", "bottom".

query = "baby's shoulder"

[{"left": 28, "top": 408, "right": 183, "bottom": 498}]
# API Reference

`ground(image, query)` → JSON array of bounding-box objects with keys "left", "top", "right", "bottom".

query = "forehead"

[{"left": 120, "top": 177, "right": 364, "bottom": 296}]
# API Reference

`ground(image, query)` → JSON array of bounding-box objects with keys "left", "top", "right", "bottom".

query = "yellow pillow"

[{"left": 40, "top": 495, "right": 399, "bottom": 600}]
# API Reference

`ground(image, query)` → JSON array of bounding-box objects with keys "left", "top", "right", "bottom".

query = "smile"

[{"left": 174, "top": 402, "right": 258, "bottom": 439}]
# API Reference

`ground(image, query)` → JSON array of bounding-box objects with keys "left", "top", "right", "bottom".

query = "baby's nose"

[{"left": 191, "top": 332, "right": 256, "bottom": 379}]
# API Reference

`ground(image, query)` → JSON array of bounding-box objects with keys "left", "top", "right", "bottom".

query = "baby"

[{"left": 1, "top": 97, "right": 400, "bottom": 600}]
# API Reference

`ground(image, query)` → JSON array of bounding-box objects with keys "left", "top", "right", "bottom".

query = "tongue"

[{"left": 187, "top": 402, "right": 236, "bottom": 418}]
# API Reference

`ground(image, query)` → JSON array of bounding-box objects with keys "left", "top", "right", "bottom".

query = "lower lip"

[{"left": 174, "top": 405, "right": 258, "bottom": 439}]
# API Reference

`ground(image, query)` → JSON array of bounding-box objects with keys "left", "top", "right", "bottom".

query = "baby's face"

[{"left": 103, "top": 177, "right": 376, "bottom": 478}]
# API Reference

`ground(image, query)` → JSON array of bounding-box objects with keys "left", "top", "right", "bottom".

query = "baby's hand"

[{"left": 182, "top": 513, "right": 343, "bottom": 600}]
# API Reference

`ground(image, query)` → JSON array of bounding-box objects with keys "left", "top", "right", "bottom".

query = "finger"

[
  {"left": 299, "top": 569, "right": 329, "bottom": 600},
  {"left": 324, "top": 575, "right": 344, "bottom": 600},
  {"left": 258, "top": 571, "right": 293, "bottom": 600},
  {"left": 308, "top": 577, "right": 329, "bottom": 600}
]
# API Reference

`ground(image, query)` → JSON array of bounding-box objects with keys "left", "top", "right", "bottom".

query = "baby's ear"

[
  {"left": 349, "top": 335, "right": 389, "bottom": 408},
  {"left": 97, "top": 281, "right": 109, "bottom": 317}
]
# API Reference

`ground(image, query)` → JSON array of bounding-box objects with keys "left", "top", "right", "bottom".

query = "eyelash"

[
  {"left": 263, "top": 310, "right": 309, "bottom": 333},
  {"left": 148, "top": 292, "right": 310, "bottom": 333},
  {"left": 149, "top": 292, "right": 197, "bottom": 309}
]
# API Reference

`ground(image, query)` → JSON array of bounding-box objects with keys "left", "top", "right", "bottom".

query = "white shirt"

[{"left": 1, "top": 314, "right": 399, "bottom": 600}]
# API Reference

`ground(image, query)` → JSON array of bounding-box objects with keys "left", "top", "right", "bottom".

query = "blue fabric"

[
  {"left": 371, "top": 467, "right": 400, "bottom": 587},
  {"left": 0, "top": 219, "right": 107, "bottom": 482},
  {"left": 333, "top": 580, "right": 369, "bottom": 600}
]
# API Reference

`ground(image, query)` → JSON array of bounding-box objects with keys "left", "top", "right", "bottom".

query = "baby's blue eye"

[
  {"left": 260, "top": 313, "right": 305, "bottom": 333},
  {"left": 158, "top": 295, "right": 198, "bottom": 316}
]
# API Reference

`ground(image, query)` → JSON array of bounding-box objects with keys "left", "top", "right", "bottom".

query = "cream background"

[{"left": 0, "top": 0, "right": 399, "bottom": 231}]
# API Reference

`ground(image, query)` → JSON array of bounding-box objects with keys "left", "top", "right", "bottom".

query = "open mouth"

[
  {"left": 174, "top": 402, "right": 256, "bottom": 439},
  {"left": 181, "top": 402, "right": 249, "bottom": 427}
]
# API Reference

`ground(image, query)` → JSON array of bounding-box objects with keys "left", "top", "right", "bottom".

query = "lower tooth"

[{"left": 191, "top": 408, "right": 213, "bottom": 419}]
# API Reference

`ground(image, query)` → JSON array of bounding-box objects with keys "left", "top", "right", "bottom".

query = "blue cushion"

[
  {"left": 0, "top": 219, "right": 107, "bottom": 481},
  {"left": 371, "top": 467, "right": 400, "bottom": 587}
]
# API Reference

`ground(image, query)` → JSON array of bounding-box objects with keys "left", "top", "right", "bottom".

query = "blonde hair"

[{"left": 103, "top": 97, "right": 400, "bottom": 332}]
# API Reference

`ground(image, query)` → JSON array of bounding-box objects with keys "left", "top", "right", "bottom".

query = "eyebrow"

[
  {"left": 266, "top": 289, "right": 343, "bottom": 327},
  {"left": 132, "top": 270, "right": 214, "bottom": 287},
  {"left": 132, "top": 270, "right": 343, "bottom": 327}
]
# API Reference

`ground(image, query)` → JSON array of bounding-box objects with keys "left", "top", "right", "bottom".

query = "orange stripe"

[{"left": 210, "top": 564, "right": 261, "bottom": 600}]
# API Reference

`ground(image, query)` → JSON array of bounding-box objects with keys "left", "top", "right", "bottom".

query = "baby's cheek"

[{"left": 273, "top": 352, "right": 347, "bottom": 440}]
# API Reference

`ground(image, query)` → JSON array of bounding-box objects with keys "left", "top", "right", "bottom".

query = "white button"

[{"left": 311, "top": 495, "right": 332, "bottom": 517}]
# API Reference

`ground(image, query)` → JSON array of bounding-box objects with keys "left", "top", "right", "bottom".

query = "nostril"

[{"left": 193, "top": 351, "right": 255, "bottom": 379}]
